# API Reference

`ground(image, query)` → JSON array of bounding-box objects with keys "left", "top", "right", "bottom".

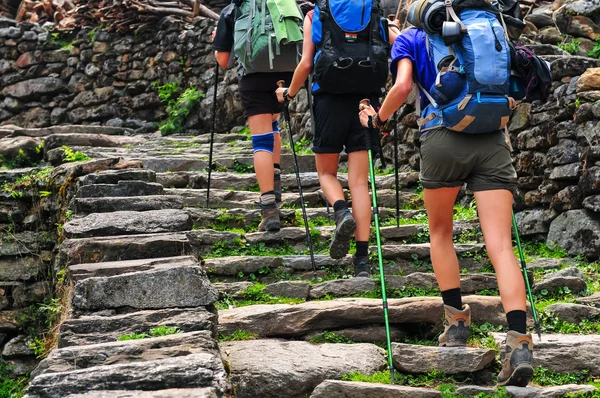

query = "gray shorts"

[{"left": 419, "top": 128, "right": 517, "bottom": 193}]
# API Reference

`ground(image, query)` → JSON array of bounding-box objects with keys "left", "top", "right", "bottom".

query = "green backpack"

[{"left": 233, "top": 0, "right": 304, "bottom": 74}]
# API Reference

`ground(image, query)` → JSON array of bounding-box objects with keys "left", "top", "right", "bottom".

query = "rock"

[
  {"left": 580, "top": 166, "right": 600, "bottom": 195},
  {"left": 1, "top": 77, "right": 66, "bottom": 100},
  {"left": 186, "top": 230, "right": 241, "bottom": 247},
  {"left": 550, "top": 185, "right": 583, "bottom": 212},
  {"left": 70, "top": 87, "right": 115, "bottom": 108},
  {"left": 547, "top": 209, "right": 600, "bottom": 257},
  {"left": 219, "top": 296, "right": 524, "bottom": 337},
  {"left": 24, "top": 352, "right": 231, "bottom": 398},
  {"left": 2, "top": 335, "right": 35, "bottom": 357},
  {"left": 33, "top": 331, "right": 218, "bottom": 377},
  {"left": 309, "top": 325, "right": 406, "bottom": 345},
  {"left": 576, "top": 291, "right": 600, "bottom": 305},
  {"left": 215, "top": 282, "right": 253, "bottom": 299},
  {"left": 0, "top": 136, "right": 41, "bottom": 161},
  {"left": 492, "top": 333, "right": 600, "bottom": 376},
  {"left": 551, "top": 56, "right": 600, "bottom": 79},
  {"left": 78, "top": 169, "right": 157, "bottom": 185},
  {"left": 3, "top": 107, "right": 50, "bottom": 128},
  {"left": 62, "top": 389, "right": 222, "bottom": 398},
  {"left": 12, "top": 282, "right": 51, "bottom": 308},
  {"left": 392, "top": 343, "right": 495, "bottom": 374},
  {"left": 538, "top": 27, "right": 563, "bottom": 44},
  {"left": 59, "top": 307, "right": 217, "bottom": 347},
  {"left": 517, "top": 125, "right": 557, "bottom": 151},
  {"left": 64, "top": 209, "right": 192, "bottom": 238},
  {"left": 456, "top": 386, "right": 497, "bottom": 396},
  {"left": 222, "top": 339, "right": 386, "bottom": 398},
  {"left": 506, "top": 384, "right": 597, "bottom": 397},
  {"left": 0, "top": 257, "right": 41, "bottom": 281},
  {"left": 72, "top": 266, "right": 218, "bottom": 311},
  {"left": 309, "top": 278, "right": 378, "bottom": 299},
  {"left": 6, "top": 357, "right": 38, "bottom": 377},
  {"left": 59, "top": 233, "right": 191, "bottom": 266},
  {"left": 77, "top": 181, "right": 163, "bottom": 198},
  {"left": 44, "top": 134, "right": 143, "bottom": 151},
  {"left": 264, "top": 281, "right": 311, "bottom": 299},
  {"left": 68, "top": 256, "right": 199, "bottom": 281},
  {"left": 528, "top": 258, "right": 571, "bottom": 271},
  {"left": 509, "top": 103, "right": 532, "bottom": 132},
  {"left": 310, "top": 380, "right": 441, "bottom": 398},
  {"left": 203, "top": 256, "right": 283, "bottom": 276},
  {"left": 73, "top": 195, "right": 184, "bottom": 214},
  {"left": 533, "top": 267, "right": 588, "bottom": 294},
  {"left": 514, "top": 209, "right": 554, "bottom": 236},
  {"left": 546, "top": 303, "right": 600, "bottom": 324},
  {"left": 576, "top": 68, "right": 600, "bottom": 92},
  {"left": 548, "top": 163, "right": 581, "bottom": 181},
  {"left": 546, "top": 139, "right": 580, "bottom": 166},
  {"left": 68, "top": 104, "right": 118, "bottom": 124},
  {"left": 583, "top": 195, "right": 600, "bottom": 212}
]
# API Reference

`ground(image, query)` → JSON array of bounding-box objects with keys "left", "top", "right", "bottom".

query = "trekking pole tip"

[{"left": 535, "top": 325, "right": 542, "bottom": 341}]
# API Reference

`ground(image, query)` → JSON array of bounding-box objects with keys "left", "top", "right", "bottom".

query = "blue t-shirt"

[{"left": 391, "top": 28, "right": 437, "bottom": 105}]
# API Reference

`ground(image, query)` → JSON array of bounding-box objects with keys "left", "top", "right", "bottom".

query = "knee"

[
  {"left": 484, "top": 238, "right": 513, "bottom": 257},
  {"left": 252, "top": 132, "right": 275, "bottom": 154},
  {"left": 428, "top": 220, "right": 454, "bottom": 239}
]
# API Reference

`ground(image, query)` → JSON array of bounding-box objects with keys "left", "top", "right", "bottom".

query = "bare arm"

[
  {"left": 214, "top": 50, "right": 231, "bottom": 68},
  {"left": 276, "top": 16, "right": 315, "bottom": 101},
  {"left": 359, "top": 58, "right": 414, "bottom": 126}
]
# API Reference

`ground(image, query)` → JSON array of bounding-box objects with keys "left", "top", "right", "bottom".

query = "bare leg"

[
  {"left": 424, "top": 187, "right": 461, "bottom": 291},
  {"left": 474, "top": 189, "right": 526, "bottom": 313},
  {"left": 272, "top": 113, "right": 281, "bottom": 165},
  {"left": 316, "top": 153, "right": 344, "bottom": 204},
  {"left": 347, "top": 150, "right": 371, "bottom": 241}
]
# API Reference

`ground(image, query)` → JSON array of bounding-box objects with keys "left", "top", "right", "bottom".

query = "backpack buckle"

[{"left": 333, "top": 57, "right": 353, "bottom": 70}]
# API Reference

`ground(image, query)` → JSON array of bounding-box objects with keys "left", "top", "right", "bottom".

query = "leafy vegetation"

[
  {"left": 153, "top": 81, "right": 205, "bottom": 135},
  {"left": 149, "top": 326, "right": 183, "bottom": 337},
  {"left": 533, "top": 367, "right": 591, "bottom": 386},
  {"left": 0, "top": 149, "right": 38, "bottom": 170},
  {"left": 62, "top": 146, "right": 91, "bottom": 163},
  {"left": 118, "top": 332, "right": 149, "bottom": 341},
  {"left": 0, "top": 361, "right": 27, "bottom": 398},
  {"left": 215, "top": 283, "right": 305, "bottom": 309},
  {"left": 558, "top": 39, "right": 581, "bottom": 55},
  {"left": 588, "top": 38, "right": 600, "bottom": 59},
  {"left": 308, "top": 331, "right": 354, "bottom": 344},
  {"left": 219, "top": 330, "right": 259, "bottom": 342},
  {"left": 232, "top": 159, "right": 254, "bottom": 173}
]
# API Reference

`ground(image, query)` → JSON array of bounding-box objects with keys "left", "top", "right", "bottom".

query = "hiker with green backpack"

[
  {"left": 359, "top": 0, "right": 536, "bottom": 387},
  {"left": 212, "top": 0, "right": 304, "bottom": 232}
]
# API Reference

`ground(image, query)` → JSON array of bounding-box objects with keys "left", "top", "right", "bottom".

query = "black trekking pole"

[
  {"left": 360, "top": 99, "right": 395, "bottom": 383},
  {"left": 393, "top": 113, "right": 400, "bottom": 227},
  {"left": 512, "top": 212, "right": 542, "bottom": 341},
  {"left": 206, "top": 64, "right": 219, "bottom": 208},
  {"left": 278, "top": 81, "right": 319, "bottom": 281}
]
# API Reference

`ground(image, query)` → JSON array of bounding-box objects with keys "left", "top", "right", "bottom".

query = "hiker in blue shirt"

[{"left": 359, "top": 24, "right": 534, "bottom": 386}]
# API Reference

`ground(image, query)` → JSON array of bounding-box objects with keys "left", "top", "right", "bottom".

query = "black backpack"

[
  {"left": 509, "top": 42, "right": 553, "bottom": 103},
  {"left": 311, "top": 0, "right": 390, "bottom": 94}
]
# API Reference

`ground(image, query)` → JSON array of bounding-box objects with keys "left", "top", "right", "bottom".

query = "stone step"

[
  {"left": 77, "top": 168, "right": 157, "bottom": 185},
  {"left": 58, "top": 307, "right": 218, "bottom": 348},
  {"left": 72, "top": 195, "right": 184, "bottom": 214},
  {"left": 392, "top": 343, "right": 495, "bottom": 375},
  {"left": 219, "top": 296, "right": 530, "bottom": 338},
  {"left": 491, "top": 333, "right": 600, "bottom": 376},
  {"left": 76, "top": 180, "right": 164, "bottom": 198},
  {"left": 157, "top": 170, "right": 420, "bottom": 191},
  {"left": 43, "top": 133, "right": 146, "bottom": 152},
  {"left": 23, "top": 352, "right": 231, "bottom": 398},
  {"left": 9, "top": 125, "right": 132, "bottom": 137},
  {"left": 33, "top": 331, "right": 218, "bottom": 378},
  {"left": 62, "top": 388, "right": 223, "bottom": 398},
  {"left": 378, "top": 243, "right": 485, "bottom": 260},
  {"left": 457, "top": 385, "right": 597, "bottom": 397},
  {"left": 169, "top": 188, "right": 421, "bottom": 209},
  {"left": 0, "top": 231, "right": 56, "bottom": 256},
  {"left": 222, "top": 339, "right": 386, "bottom": 398},
  {"left": 72, "top": 265, "right": 218, "bottom": 312},
  {"left": 63, "top": 209, "right": 192, "bottom": 238},
  {"left": 60, "top": 233, "right": 191, "bottom": 266},
  {"left": 68, "top": 256, "right": 198, "bottom": 281},
  {"left": 311, "top": 381, "right": 441, "bottom": 398}
]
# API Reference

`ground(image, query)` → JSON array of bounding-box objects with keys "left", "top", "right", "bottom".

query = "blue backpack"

[
  {"left": 311, "top": 0, "right": 390, "bottom": 94},
  {"left": 411, "top": 6, "right": 516, "bottom": 134}
]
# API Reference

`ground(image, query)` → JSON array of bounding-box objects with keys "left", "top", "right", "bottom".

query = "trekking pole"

[
  {"left": 278, "top": 81, "right": 319, "bottom": 281},
  {"left": 206, "top": 64, "right": 219, "bottom": 208},
  {"left": 393, "top": 113, "right": 400, "bottom": 227},
  {"left": 512, "top": 212, "right": 542, "bottom": 341},
  {"left": 360, "top": 99, "right": 396, "bottom": 383}
]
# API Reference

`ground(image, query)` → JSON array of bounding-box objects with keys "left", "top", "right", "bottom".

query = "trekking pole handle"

[
  {"left": 277, "top": 80, "right": 285, "bottom": 88},
  {"left": 359, "top": 98, "right": 371, "bottom": 111}
]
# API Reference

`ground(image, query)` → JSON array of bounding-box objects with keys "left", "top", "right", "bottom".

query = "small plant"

[
  {"left": 557, "top": 39, "right": 581, "bottom": 55},
  {"left": 232, "top": 159, "right": 254, "bottom": 173},
  {"left": 118, "top": 332, "right": 149, "bottom": 341},
  {"left": 88, "top": 29, "right": 96, "bottom": 43},
  {"left": 148, "top": 326, "right": 182, "bottom": 337},
  {"left": 65, "top": 210, "right": 73, "bottom": 221},
  {"left": 219, "top": 330, "right": 259, "bottom": 342},
  {"left": 309, "top": 331, "right": 354, "bottom": 344},
  {"left": 341, "top": 370, "right": 392, "bottom": 384},
  {"left": 0, "top": 361, "right": 28, "bottom": 398},
  {"left": 154, "top": 82, "right": 205, "bottom": 136},
  {"left": 588, "top": 38, "right": 600, "bottom": 58},
  {"left": 62, "top": 146, "right": 91, "bottom": 162}
]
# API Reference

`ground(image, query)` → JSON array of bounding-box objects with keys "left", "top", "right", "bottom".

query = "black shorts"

[
  {"left": 312, "top": 93, "right": 380, "bottom": 154},
  {"left": 239, "top": 72, "right": 293, "bottom": 118}
]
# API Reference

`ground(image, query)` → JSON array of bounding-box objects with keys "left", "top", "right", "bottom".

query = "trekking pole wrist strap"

[
  {"left": 368, "top": 113, "right": 386, "bottom": 129},
  {"left": 283, "top": 89, "right": 295, "bottom": 101}
]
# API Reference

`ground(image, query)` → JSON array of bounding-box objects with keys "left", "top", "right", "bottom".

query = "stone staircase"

[{"left": 9, "top": 125, "right": 599, "bottom": 397}]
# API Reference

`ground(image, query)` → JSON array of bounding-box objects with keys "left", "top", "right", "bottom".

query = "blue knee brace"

[
  {"left": 272, "top": 120, "right": 280, "bottom": 134},
  {"left": 252, "top": 132, "right": 275, "bottom": 154}
]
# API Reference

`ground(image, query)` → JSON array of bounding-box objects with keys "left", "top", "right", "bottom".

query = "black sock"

[
  {"left": 506, "top": 310, "right": 527, "bottom": 334},
  {"left": 441, "top": 288, "right": 463, "bottom": 311},
  {"left": 274, "top": 163, "right": 281, "bottom": 171},
  {"left": 333, "top": 200, "right": 348, "bottom": 212},
  {"left": 356, "top": 241, "right": 369, "bottom": 258}
]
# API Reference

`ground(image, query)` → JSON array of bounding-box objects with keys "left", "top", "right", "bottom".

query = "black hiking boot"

[
  {"left": 353, "top": 255, "right": 371, "bottom": 278},
  {"left": 439, "top": 304, "right": 471, "bottom": 347},
  {"left": 258, "top": 202, "right": 281, "bottom": 232},
  {"left": 498, "top": 331, "right": 534, "bottom": 387},
  {"left": 329, "top": 208, "right": 356, "bottom": 259}
]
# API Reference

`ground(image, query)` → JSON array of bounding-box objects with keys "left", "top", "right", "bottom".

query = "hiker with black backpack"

[
  {"left": 275, "top": 0, "right": 391, "bottom": 277},
  {"left": 359, "top": 0, "right": 535, "bottom": 387},
  {"left": 212, "top": 0, "right": 304, "bottom": 232}
]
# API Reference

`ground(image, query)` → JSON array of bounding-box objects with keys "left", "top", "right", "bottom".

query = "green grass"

[
  {"left": 439, "top": 384, "right": 510, "bottom": 398},
  {"left": 215, "top": 283, "right": 305, "bottom": 309},
  {"left": 341, "top": 370, "right": 392, "bottom": 384},
  {"left": 219, "top": 329, "right": 259, "bottom": 342},
  {"left": 533, "top": 367, "right": 591, "bottom": 386},
  {"left": 117, "top": 332, "right": 149, "bottom": 341},
  {"left": 308, "top": 331, "right": 354, "bottom": 344},
  {"left": 149, "top": 326, "right": 182, "bottom": 337}
]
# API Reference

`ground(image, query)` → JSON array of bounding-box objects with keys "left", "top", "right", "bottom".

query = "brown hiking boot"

[
  {"left": 498, "top": 331, "right": 534, "bottom": 387},
  {"left": 439, "top": 304, "right": 471, "bottom": 347},
  {"left": 258, "top": 202, "right": 281, "bottom": 232}
]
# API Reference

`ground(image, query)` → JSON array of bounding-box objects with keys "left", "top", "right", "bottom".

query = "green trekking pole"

[
  {"left": 512, "top": 212, "right": 542, "bottom": 341},
  {"left": 360, "top": 99, "right": 396, "bottom": 383}
]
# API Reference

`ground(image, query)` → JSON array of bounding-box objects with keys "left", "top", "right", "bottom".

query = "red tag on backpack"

[{"left": 344, "top": 33, "right": 357, "bottom": 42}]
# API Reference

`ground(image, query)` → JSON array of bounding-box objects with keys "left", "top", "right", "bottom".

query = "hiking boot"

[
  {"left": 353, "top": 255, "right": 371, "bottom": 278},
  {"left": 498, "top": 331, "right": 534, "bottom": 387},
  {"left": 439, "top": 304, "right": 471, "bottom": 347},
  {"left": 258, "top": 202, "right": 281, "bottom": 232},
  {"left": 329, "top": 208, "right": 356, "bottom": 259}
]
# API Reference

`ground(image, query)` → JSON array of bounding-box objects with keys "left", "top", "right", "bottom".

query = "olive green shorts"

[{"left": 419, "top": 128, "right": 517, "bottom": 193}]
